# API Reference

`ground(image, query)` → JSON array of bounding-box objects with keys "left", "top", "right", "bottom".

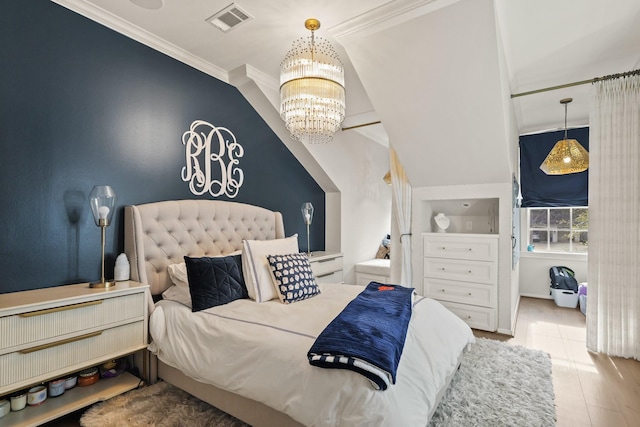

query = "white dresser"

[
  {"left": 308, "top": 251, "right": 343, "bottom": 283},
  {"left": 0, "top": 281, "right": 148, "bottom": 426},
  {"left": 423, "top": 233, "right": 498, "bottom": 331}
]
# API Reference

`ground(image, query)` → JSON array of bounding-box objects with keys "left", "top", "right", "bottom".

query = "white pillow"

[
  {"left": 167, "top": 263, "right": 189, "bottom": 288},
  {"left": 242, "top": 235, "right": 299, "bottom": 303},
  {"left": 164, "top": 250, "right": 242, "bottom": 308},
  {"left": 162, "top": 284, "right": 192, "bottom": 309}
]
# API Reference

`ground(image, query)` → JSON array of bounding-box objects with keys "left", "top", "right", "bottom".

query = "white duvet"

[{"left": 148, "top": 283, "right": 474, "bottom": 427}]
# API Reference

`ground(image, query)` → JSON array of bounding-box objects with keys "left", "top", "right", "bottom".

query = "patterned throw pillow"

[{"left": 267, "top": 253, "right": 320, "bottom": 304}]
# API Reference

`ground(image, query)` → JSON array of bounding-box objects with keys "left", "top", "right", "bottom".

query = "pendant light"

[
  {"left": 539, "top": 98, "right": 589, "bottom": 175},
  {"left": 280, "top": 19, "right": 346, "bottom": 144}
]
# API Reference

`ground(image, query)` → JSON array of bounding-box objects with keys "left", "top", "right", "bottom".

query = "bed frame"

[{"left": 124, "top": 199, "right": 303, "bottom": 427}]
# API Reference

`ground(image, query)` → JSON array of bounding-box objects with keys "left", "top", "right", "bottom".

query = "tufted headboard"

[{"left": 124, "top": 200, "right": 285, "bottom": 295}]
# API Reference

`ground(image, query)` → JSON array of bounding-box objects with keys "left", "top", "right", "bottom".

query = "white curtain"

[
  {"left": 587, "top": 72, "right": 640, "bottom": 359},
  {"left": 390, "top": 147, "right": 412, "bottom": 287}
]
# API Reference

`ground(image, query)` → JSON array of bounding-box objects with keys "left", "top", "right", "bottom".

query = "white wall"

[
  {"left": 308, "top": 134, "right": 392, "bottom": 283},
  {"left": 519, "top": 252, "right": 588, "bottom": 298},
  {"left": 230, "top": 67, "right": 392, "bottom": 285}
]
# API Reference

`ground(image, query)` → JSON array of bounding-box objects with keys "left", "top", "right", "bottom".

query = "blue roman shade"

[{"left": 519, "top": 127, "right": 589, "bottom": 207}]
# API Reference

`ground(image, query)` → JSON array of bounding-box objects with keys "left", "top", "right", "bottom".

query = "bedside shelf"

[
  {"left": 0, "top": 281, "right": 149, "bottom": 425},
  {"left": 0, "top": 372, "right": 141, "bottom": 427}
]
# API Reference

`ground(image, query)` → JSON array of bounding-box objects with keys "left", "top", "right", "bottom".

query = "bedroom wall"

[{"left": 0, "top": 2, "right": 325, "bottom": 294}]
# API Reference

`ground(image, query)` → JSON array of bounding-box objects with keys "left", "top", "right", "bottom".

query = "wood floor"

[
  {"left": 475, "top": 297, "right": 640, "bottom": 427},
  {"left": 47, "top": 296, "right": 640, "bottom": 427}
]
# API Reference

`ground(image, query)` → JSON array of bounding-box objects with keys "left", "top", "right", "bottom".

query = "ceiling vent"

[{"left": 207, "top": 4, "right": 252, "bottom": 32}]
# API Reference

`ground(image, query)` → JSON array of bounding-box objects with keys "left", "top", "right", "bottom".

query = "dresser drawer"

[
  {"left": 423, "top": 235, "right": 498, "bottom": 261},
  {"left": 0, "top": 293, "right": 145, "bottom": 353},
  {"left": 424, "top": 278, "right": 496, "bottom": 307},
  {"left": 0, "top": 321, "right": 145, "bottom": 392},
  {"left": 315, "top": 270, "right": 343, "bottom": 284},
  {"left": 310, "top": 255, "right": 343, "bottom": 278},
  {"left": 423, "top": 258, "right": 497, "bottom": 285},
  {"left": 439, "top": 301, "right": 496, "bottom": 331}
]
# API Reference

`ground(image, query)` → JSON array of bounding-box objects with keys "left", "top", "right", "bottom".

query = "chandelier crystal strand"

[{"left": 280, "top": 19, "right": 346, "bottom": 144}]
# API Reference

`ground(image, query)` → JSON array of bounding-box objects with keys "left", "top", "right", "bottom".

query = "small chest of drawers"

[
  {"left": 308, "top": 252, "right": 344, "bottom": 283},
  {"left": 423, "top": 233, "right": 498, "bottom": 331},
  {"left": 0, "top": 281, "right": 149, "bottom": 426}
]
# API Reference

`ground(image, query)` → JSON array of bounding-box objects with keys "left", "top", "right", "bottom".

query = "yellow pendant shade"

[
  {"left": 540, "top": 97, "right": 589, "bottom": 175},
  {"left": 540, "top": 139, "right": 589, "bottom": 175}
]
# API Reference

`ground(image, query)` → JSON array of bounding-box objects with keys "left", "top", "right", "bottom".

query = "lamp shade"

[
  {"left": 89, "top": 185, "right": 117, "bottom": 226},
  {"left": 301, "top": 202, "right": 314, "bottom": 225},
  {"left": 539, "top": 139, "right": 590, "bottom": 175},
  {"left": 540, "top": 98, "right": 589, "bottom": 175}
]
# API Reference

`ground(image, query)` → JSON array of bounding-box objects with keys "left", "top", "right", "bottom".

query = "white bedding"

[{"left": 148, "top": 283, "right": 474, "bottom": 427}]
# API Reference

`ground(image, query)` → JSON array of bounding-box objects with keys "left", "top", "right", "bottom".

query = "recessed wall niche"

[{"left": 421, "top": 198, "right": 499, "bottom": 234}]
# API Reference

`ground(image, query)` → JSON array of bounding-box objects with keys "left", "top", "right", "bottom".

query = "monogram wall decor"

[{"left": 181, "top": 120, "right": 244, "bottom": 198}]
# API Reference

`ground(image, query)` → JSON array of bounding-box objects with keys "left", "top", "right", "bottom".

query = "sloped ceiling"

[
  {"left": 52, "top": 0, "right": 640, "bottom": 186},
  {"left": 333, "top": 0, "right": 513, "bottom": 187},
  {"left": 498, "top": 0, "right": 640, "bottom": 135}
]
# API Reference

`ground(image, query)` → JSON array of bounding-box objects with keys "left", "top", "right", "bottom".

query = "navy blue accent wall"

[{"left": 0, "top": 2, "right": 325, "bottom": 293}]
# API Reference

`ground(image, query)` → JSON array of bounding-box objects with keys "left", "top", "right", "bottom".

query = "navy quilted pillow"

[{"left": 184, "top": 254, "right": 248, "bottom": 312}]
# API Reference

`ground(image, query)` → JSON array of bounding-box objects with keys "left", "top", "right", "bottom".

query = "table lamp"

[
  {"left": 301, "top": 202, "right": 314, "bottom": 256},
  {"left": 89, "top": 185, "right": 117, "bottom": 288}
]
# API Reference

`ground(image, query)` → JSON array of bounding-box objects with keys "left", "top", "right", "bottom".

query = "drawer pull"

[
  {"left": 19, "top": 331, "right": 103, "bottom": 354},
  {"left": 315, "top": 258, "right": 336, "bottom": 264},
  {"left": 316, "top": 272, "right": 334, "bottom": 278},
  {"left": 439, "top": 247, "right": 473, "bottom": 252},
  {"left": 467, "top": 316, "right": 472, "bottom": 319},
  {"left": 468, "top": 292, "right": 472, "bottom": 296},
  {"left": 19, "top": 300, "right": 103, "bottom": 317},
  {"left": 439, "top": 268, "right": 473, "bottom": 275},
  {"left": 440, "top": 289, "right": 446, "bottom": 292}
]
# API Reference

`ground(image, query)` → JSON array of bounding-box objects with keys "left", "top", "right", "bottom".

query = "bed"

[{"left": 124, "top": 199, "right": 474, "bottom": 427}]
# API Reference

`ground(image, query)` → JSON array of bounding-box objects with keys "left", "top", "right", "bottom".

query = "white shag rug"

[
  {"left": 81, "top": 338, "right": 555, "bottom": 427},
  {"left": 429, "top": 338, "right": 556, "bottom": 427},
  {"left": 80, "top": 380, "right": 249, "bottom": 427}
]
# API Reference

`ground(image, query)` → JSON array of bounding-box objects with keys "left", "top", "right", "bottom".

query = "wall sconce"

[
  {"left": 301, "top": 202, "right": 314, "bottom": 255},
  {"left": 89, "top": 185, "right": 117, "bottom": 288}
]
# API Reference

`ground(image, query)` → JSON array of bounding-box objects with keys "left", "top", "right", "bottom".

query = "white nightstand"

[
  {"left": 0, "top": 281, "right": 149, "bottom": 426},
  {"left": 308, "top": 251, "right": 343, "bottom": 283}
]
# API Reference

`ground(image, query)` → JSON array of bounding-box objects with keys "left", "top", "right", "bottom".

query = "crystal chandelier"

[
  {"left": 540, "top": 98, "right": 589, "bottom": 175},
  {"left": 280, "top": 19, "right": 346, "bottom": 144}
]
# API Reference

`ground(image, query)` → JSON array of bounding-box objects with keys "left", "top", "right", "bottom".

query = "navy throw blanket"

[{"left": 308, "top": 282, "right": 414, "bottom": 390}]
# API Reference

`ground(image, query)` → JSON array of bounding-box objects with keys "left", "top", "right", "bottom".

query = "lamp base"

[{"left": 90, "top": 280, "right": 116, "bottom": 289}]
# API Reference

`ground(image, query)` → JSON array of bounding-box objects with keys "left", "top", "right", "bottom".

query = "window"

[{"left": 526, "top": 207, "right": 588, "bottom": 253}]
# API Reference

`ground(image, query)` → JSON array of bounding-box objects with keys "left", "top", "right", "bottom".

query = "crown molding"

[
  {"left": 232, "top": 65, "right": 280, "bottom": 93},
  {"left": 51, "top": 0, "right": 229, "bottom": 82},
  {"left": 329, "top": 0, "right": 462, "bottom": 41}
]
